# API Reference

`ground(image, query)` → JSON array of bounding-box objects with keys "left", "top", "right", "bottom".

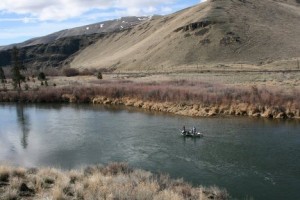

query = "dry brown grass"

[
  {"left": 0, "top": 163, "right": 229, "bottom": 200},
  {"left": 1, "top": 80, "right": 299, "bottom": 109}
]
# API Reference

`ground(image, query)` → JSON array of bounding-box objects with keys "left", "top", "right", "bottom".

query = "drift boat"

[{"left": 181, "top": 130, "right": 203, "bottom": 137}]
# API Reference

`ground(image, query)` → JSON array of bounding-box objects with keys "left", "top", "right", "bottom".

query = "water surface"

[{"left": 0, "top": 104, "right": 299, "bottom": 199}]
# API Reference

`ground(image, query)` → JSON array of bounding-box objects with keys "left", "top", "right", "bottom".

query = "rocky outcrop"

[
  {"left": 174, "top": 20, "right": 214, "bottom": 32},
  {"left": 220, "top": 32, "right": 241, "bottom": 46},
  {"left": 0, "top": 34, "right": 105, "bottom": 68}
]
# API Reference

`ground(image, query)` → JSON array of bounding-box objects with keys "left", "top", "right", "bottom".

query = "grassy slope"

[{"left": 70, "top": 0, "right": 300, "bottom": 72}]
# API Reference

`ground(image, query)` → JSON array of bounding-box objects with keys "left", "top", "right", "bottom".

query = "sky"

[{"left": 0, "top": 0, "right": 205, "bottom": 46}]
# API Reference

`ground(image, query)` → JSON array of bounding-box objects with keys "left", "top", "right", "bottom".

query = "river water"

[{"left": 0, "top": 104, "right": 299, "bottom": 199}]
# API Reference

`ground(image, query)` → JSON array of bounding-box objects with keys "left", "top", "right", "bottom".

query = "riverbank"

[
  {"left": 91, "top": 96, "right": 300, "bottom": 119},
  {"left": 0, "top": 79, "right": 299, "bottom": 119},
  {"left": 0, "top": 163, "right": 228, "bottom": 200}
]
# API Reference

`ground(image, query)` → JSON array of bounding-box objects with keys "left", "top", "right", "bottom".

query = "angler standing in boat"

[
  {"left": 192, "top": 126, "right": 196, "bottom": 135},
  {"left": 182, "top": 125, "right": 186, "bottom": 135}
]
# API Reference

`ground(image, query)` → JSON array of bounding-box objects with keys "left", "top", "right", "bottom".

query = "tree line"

[{"left": 0, "top": 46, "right": 103, "bottom": 91}]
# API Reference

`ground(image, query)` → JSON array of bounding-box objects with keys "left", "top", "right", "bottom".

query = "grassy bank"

[
  {"left": 0, "top": 163, "right": 228, "bottom": 200},
  {"left": 0, "top": 80, "right": 299, "bottom": 119}
]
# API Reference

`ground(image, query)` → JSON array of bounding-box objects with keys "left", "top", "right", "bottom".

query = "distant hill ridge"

[
  {"left": 0, "top": 16, "right": 153, "bottom": 50},
  {"left": 0, "top": 16, "right": 155, "bottom": 68},
  {"left": 1, "top": 0, "right": 300, "bottom": 71}
]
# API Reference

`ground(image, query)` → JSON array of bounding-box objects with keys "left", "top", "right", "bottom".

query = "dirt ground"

[
  {"left": 2, "top": 70, "right": 299, "bottom": 93},
  {"left": 55, "top": 71, "right": 300, "bottom": 89}
]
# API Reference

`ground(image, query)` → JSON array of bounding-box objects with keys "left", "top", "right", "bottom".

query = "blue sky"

[{"left": 0, "top": 0, "right": 204, "bottom": 46}]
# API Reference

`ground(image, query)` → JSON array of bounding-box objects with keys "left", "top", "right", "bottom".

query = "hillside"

[
  {"left": 0, "top": 0, "right": 299, "bottom": 71},
  {"left": 0, "top": 17, "right": 154, "bottom": 68},
  {"left": 70, "top": 0, "right": 300, "bottom": 71}
]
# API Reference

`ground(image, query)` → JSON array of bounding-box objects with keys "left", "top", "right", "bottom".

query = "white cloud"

[
  {"left": 0, "top": 0, "right": 177, "bottom": 21},
  {"left": 0, "top": 17, "right": 37, "bottom": 23}
]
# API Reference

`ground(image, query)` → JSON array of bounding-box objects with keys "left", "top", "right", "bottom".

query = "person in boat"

[
  {"left": 192, "top": 126, "right": 196, "bottom": 135},
  {"left": 182, "top": 125, "right": 186, "bottom": 134}
]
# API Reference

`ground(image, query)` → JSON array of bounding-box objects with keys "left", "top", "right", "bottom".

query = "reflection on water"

[
  {"left": 16, "top": 105, "right": 30, "bottom": 149},
  {"left": 0, "top": 103, "right": 300, "bottom": 200}
]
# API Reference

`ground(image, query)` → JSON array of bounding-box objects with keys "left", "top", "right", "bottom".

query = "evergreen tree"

[
  {"left": 11, "top": 46, "right": 26, "bottom": 89},
  {"left": 0, "top": 67, "right": 6, "bottom": 88},
  {"left": 97, "top": 72, "right": 103, "bottom": 79},
  {"left": 38, "top": 72, "right": 46, "bottom": 81}
]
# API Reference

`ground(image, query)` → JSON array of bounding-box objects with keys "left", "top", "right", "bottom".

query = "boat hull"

[{"left": 181, "top": 131, "right": 203, "bottom": 137}]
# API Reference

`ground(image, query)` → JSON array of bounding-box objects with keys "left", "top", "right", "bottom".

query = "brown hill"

[
  {"left": 0, "top": 17, "right": 153, "bottom": 68},
  {"left": 70, "top": 0, "right": 300, "bottom": 71}
]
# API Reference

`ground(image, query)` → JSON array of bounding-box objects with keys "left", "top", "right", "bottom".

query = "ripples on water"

[{"left": 0, "top": 104, "right": 299, "bottom": 200}]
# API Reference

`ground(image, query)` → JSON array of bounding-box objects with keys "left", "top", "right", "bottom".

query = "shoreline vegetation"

[
  {"left": 0, "top": 163, "right": 229, "bottom": 200},
  {"left": 0, "top": 80, "right": 299, "bottom": 119}
]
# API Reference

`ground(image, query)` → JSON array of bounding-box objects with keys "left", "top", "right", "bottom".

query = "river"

[{"left": 0, "top": 104, "right": 299, "bottom": 199}]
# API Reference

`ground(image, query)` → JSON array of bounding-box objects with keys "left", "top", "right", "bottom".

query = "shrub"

[
  {"left": 0, "top": 80, "right": 300, "bottom": 117},
  {"left": 97, "top": 72, "right": 103, "bottom": 79},
  {"left": 24, "top": 84, "right": 29, "bottom": 91},
  {"left": 43, "top": 68, "right": 62, "bottom": 76},
  {"left": 63, "top": 68, "right": 79, "bottom": 77},
  {"left": 100, "top": 163, "right": 133, "bottom": 175},
  {"left": 79, "top": 69, "right": 94, "bottom": 76},
  {"left": 38, "top": 72, "right": 46, "bottom": 80},
  {"left": 0, "top": 170, "right": 9, "bottom": 182}
]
